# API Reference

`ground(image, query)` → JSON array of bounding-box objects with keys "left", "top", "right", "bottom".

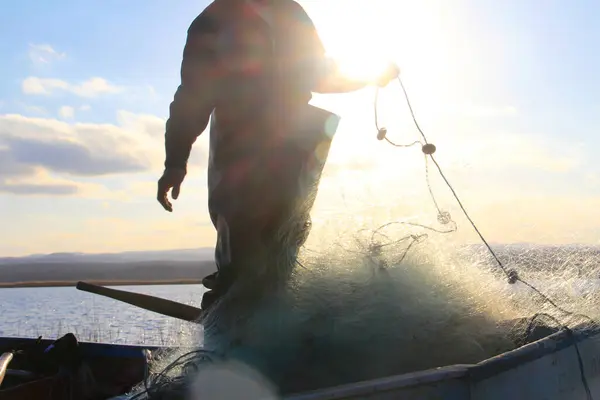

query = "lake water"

[
  {"left": 0, "top": 285, "right": 207, "bottom": 346},
  {"left": 3, "top": 277, "right": 600, "bottom": 348}
]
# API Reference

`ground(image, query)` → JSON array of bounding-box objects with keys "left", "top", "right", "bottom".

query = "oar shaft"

[
  {"left": 76, "top": 281, "right": 203, "bottom": 323},
  {"left": 0, "top": 352, "right": 14, "bottom": 387}
]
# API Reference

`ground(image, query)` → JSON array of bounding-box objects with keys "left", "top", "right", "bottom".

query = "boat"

[
  {"left": 1, "top": 281, "right": 599, "bottom": 399},
  {"left": 1, "top": 322, "right": 598, "bottom": 399}
]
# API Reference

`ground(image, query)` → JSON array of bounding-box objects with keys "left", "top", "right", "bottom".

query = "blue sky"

[{"left": 1, "top": 0, "right": 600, "bottom": 257}]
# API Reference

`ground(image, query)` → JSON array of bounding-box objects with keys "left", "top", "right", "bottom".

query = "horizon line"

[{"left": 3, "top": 242, "right": 600, "bottom": 260}]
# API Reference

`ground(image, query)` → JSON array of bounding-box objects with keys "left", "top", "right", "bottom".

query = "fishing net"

[
  {"left": 120, "top": 238, "right": 596, "bottom": 399},
  {"left": 117, "top": 78, "right": 599, "bottom": 399}
]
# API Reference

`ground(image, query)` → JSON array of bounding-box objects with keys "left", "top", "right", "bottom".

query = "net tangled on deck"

[{"left": 119, "top": 224, "right": 598, "bottom": 400}]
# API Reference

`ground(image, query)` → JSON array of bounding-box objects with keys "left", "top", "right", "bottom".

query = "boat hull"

[{"left": 285, "top": 325, "right": 600, "bottom": 400}]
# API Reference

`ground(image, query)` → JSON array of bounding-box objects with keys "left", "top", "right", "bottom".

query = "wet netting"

[{"left": 119, "top": 76, "right": 598, "bottom": 399}]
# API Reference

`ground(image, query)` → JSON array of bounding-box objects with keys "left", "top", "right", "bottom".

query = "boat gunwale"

[
  {"left": 284, "top": 323, "right": 600, "bottom": 399},
  {"left": 285, "top": 365, "right": 472, "bottom": 400},
  {"left": 469, "top": 322, "right": 599, "bottom": 381},
  {"left": 0, "top": 337, "right": 165, "bottom": 358}
]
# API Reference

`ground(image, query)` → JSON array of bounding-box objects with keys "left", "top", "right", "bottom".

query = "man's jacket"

[{"left": 164, "top": 0, "right": 339, "bottom": 222}]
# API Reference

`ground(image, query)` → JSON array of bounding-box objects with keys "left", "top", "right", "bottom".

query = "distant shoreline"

[{"left": 0, "top": 279, "right": 203, "bottom": 288}]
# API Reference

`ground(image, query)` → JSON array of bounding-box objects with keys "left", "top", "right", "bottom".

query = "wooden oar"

[
  {"left": 0, "top": 352, "right": 14, "bottom": 388},
  {"left": 76, "top": 281, "right": 203, "bottom": 323}
]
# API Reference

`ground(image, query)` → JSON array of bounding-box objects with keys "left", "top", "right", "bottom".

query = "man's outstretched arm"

[
  {"left": 158, "top": 12, "right": 219, "bottom": 212},
  {"left": 284, "top": 1, "right": 397, "bottom": 94},
  {"left": 313, "top": 59, "right": 374, "bottom": 94}
]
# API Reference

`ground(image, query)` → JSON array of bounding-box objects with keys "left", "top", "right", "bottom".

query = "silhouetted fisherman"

[{"left": 157, "top": 0, "right": 399, "bottom": 310}]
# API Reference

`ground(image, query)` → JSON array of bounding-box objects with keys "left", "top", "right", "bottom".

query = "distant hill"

[
  {"left": 3, "top": 244, "right": 600, "bottom": 288},
  {"left": 0, "top": 248, "right": 216, "bottom": 288},
  {"left": 0, "top": 248, "right": 215, "bottom": 265}
]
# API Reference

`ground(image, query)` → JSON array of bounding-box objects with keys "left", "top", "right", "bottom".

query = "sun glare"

[
  {"left": 333, "top": 54, "right": 390, "bottom": 83},
  {"left": 301, "top": 0, "right": 464, "bottom": 96},
  {"left": 307, "top": 3, "right": 392, "bottom": 82},
  {"left": 300, "top": 0, "right": 468, "bottom": 176}
]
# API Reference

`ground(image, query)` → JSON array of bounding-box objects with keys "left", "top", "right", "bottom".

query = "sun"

[
  {"left": 310, "top": 10, "right": 392, "bottom": 82},
  {"left": 300, "top": 1, "right": 405, "bottom": 164},
  {"left": 299, "top": 0, "right": 407, "bottom": 82},
  {"left": 319, "top": 22, "right": 391, "bottom": 83},
  {"left": 331, "top": 53, "right": 390, "bottom": 84},
  {"left": 300, "top": 0, "right": 458, "bottom": 88},
  {"left": 300, "top": 0, "right": 464, "bottom": 176}
]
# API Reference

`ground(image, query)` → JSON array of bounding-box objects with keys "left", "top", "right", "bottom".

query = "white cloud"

[
  {"left": 58, "top": 106, "right": 75, "bottom": 119},
  {"left": 0, "top": 170, "right": 98, "bottom": 196},
  {"left": 0, "top": 111, "right": 209, "bottom": 196},
  {"left": 0, "top": 113, "right": 160, "bottom": 174},
  {"left": 80, "top": 105, "right": 91, "bottom": 111},
  {"left": 16, "top": 103, "right": 48, "bottom": 116},
  {"left": 22, "top": 77, "right": 124, "bottom": 98},
  {"left": 28, "top": 44, "right": 66, "bottom": 65},
  {"left": 72, "top": 77, "right": 124, "bottom": 97}
]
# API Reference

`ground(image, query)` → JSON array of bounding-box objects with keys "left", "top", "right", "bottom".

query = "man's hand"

[
  {"left": 375, "top": 62, "right": 400, "bottom": 88},
  {"left": 157, "top": 168, "right": 187, "bottom": 212}
]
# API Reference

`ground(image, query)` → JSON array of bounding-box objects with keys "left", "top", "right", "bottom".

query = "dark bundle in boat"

[{"left": 0, "top": 333, "right": 148, "bottom": 399}]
